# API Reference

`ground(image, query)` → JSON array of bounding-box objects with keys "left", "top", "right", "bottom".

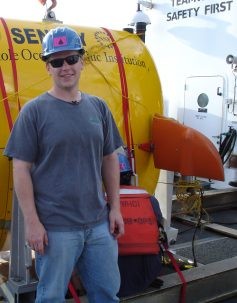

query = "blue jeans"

[{"left": 35, "top": 221, "right": 120, "bottom": 303}]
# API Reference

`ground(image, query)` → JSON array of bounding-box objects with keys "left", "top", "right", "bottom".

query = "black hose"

[{"left": 219, "top": 127, "right": 237, "bottom": 164}]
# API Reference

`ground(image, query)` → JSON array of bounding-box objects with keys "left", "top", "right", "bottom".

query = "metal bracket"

[{"left": 0, "top": 193, "right": 37, "bottom": 303}]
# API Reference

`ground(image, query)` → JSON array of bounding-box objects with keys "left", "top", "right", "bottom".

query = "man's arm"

[
  {"left": 102, "top": 151, "right": 124, "bottom": 238},
  {"left": 13, "top": 158, "right": 48, "bottom": 254}
]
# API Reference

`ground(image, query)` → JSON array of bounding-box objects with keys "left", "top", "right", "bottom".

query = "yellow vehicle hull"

[{"left": 0, "top": 18, "right": 163, "bottom": 249}]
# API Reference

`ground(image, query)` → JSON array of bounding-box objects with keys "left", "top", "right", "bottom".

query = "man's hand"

[
  {"left": 109, "top": 208, "right": 124, "bottom": 239},
  {"left": 25, "top": 219, "right": 48, "bottom": 255}
]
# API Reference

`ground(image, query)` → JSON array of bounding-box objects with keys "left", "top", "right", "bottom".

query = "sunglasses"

[{"left": 48, "top": 54, "right": 81, "bottom": 68}]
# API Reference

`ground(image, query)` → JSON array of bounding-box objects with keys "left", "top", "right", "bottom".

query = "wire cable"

[{"left": 219, "top": 127, "right": 237, "bottom": 164}]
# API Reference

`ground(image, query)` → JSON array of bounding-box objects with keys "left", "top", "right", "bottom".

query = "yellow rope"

[{"left": 174, "top": 179, "right": 207, "bottom": 219}]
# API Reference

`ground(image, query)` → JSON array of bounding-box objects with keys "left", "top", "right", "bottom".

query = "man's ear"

[{"left": 46, "top": 62, "right": 51, "bottom": 74}]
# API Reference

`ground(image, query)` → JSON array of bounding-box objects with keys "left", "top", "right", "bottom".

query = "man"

[{"left": 4, "top": 26, "right": 124, "bottom": 303}]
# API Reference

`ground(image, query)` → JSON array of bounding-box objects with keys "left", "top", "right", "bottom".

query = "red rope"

[
  {"left": 0, "top": 67, "right": 13, "bottom": 131},
  {"left": 102, "top": 28, "right": 135, "bottom": 172},
  {"left": 163, "top": 243, "right": 187, "bottom": 303},
  {"left": 68, "top": 281, "right": 81, "bottom": 303},
  {"left": 0, "top": 17, "right": 21, "bottom": 111}
]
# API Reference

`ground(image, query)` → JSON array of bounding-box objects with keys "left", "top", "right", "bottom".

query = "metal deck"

[
  {"left": 66, "top": 189, "right": 237, "bottom": 303},
  {"left": 1, "top": 188, "right": 237, "bottom": 303}
]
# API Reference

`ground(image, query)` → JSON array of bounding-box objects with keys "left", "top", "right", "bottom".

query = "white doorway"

[{"left": 183, "top": 75, "right": 225, "bottom": 151}]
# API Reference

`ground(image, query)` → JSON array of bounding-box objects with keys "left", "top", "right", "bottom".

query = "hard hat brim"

[{"left": 41, "top": 48, "right": 85, "bottom": 62}]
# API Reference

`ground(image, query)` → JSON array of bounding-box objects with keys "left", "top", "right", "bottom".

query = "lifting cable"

[
  {"left": 160, "top": 224, "right": 187, "bottom": 303},
  {"left": 102, "top": 28, "right": 136, "bottom": 173},
  {"left": 68, "top": 281, "right": 81, "bottom": 303},
  {"left": 0, "top": 17, "right": 21, "bottom": 112},
  {"left": 162, "top": 242, "right": 187, "bottom": 303},
  {"left": 0, "top": 17, "right": 21, "bottom": 131},
  {"left": 0, "top": 67, "right": 13, "bottom": 131}
]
